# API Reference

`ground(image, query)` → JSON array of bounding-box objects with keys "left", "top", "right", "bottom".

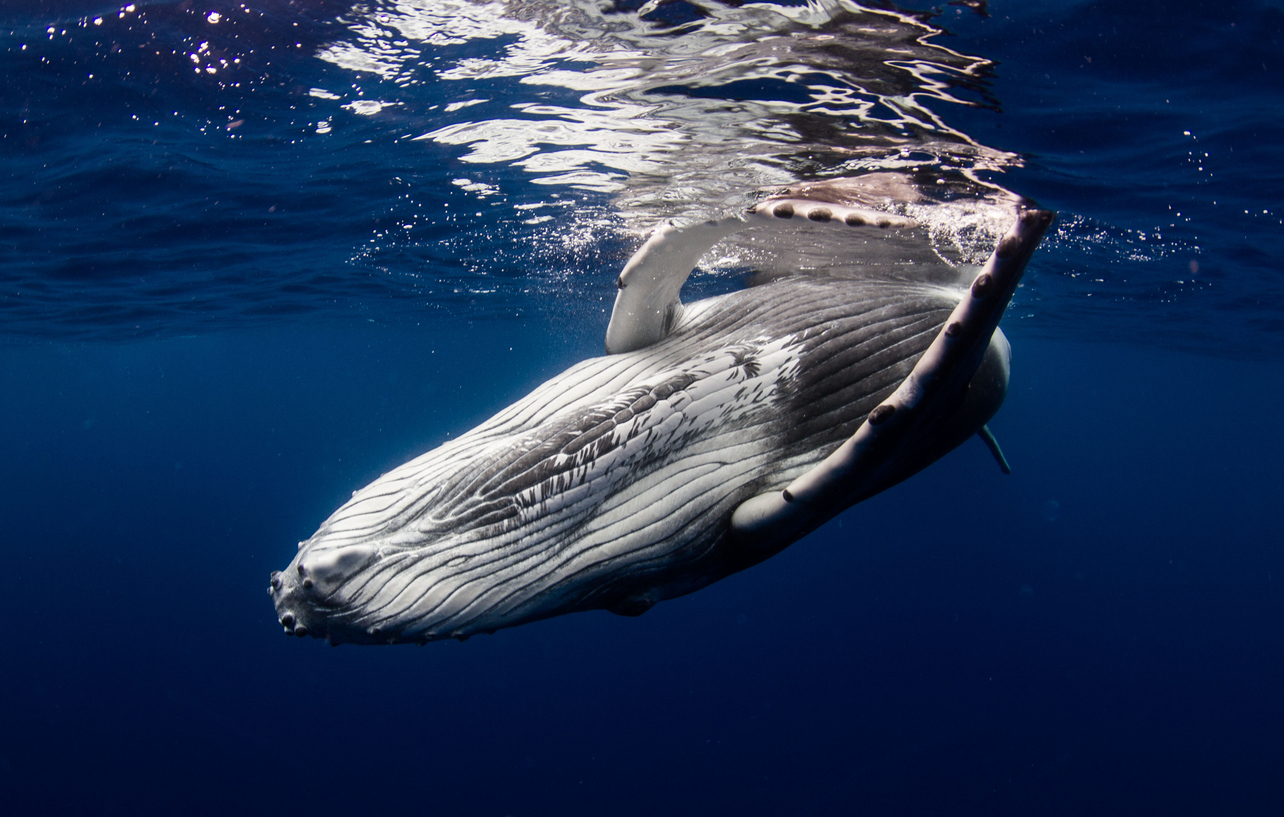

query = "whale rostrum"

[{"left": 270, "top": 182, "right": 1054, "bottom": 645}]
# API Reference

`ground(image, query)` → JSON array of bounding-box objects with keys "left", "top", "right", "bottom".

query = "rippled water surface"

[
  {"left": 2, "top": 2, "right": 1283, "bottom": 815},
  {"left": 5, "top": 0, "right": 1280, "bottom": 350}
]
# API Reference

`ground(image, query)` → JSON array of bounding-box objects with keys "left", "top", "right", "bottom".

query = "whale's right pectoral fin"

[{"left": 730, "top": 207, "right": 1055, "bottom": 552}]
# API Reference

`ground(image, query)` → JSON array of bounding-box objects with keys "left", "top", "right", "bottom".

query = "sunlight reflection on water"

[{"left": 314, "top": 0, "right": 1019, "bottom": 235}]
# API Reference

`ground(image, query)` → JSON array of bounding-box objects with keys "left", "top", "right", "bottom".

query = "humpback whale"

[{"left": 270, "top": 179, "right": 1053, "bottom": 645}]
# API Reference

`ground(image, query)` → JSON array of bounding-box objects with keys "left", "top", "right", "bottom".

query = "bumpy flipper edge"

[
  {"left": 605, "top": 201, "right": 918, "bottom": 354},
  {"left": 729, "top": 207, "right": 1054, "bottom": 550}
]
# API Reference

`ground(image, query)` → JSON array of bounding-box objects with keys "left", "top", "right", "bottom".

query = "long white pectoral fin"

[
  {"left": 604, "top": 195, "right": 920, "bottom": 355},
  {"left": 605, "top": 218, "right": 748, "bottom": 354},
  {"left": 730, "top": 207, "right": 1055, "bottom": 549}
]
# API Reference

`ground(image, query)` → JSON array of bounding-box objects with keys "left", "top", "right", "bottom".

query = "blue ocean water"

[{"left": 1, "top": 1, "right": 1281, "bottom": 814}]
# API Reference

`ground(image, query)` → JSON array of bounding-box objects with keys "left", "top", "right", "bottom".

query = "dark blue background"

[
  {"left": 4, "top": 326, "right": 1282, "bottom": 815},
  {"left": 2, "top": 1, "right": 1282, "bottom": 815}
]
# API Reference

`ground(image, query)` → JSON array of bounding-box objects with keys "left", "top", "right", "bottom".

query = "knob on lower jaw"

[
  {"left": 276, "top": 602, "right": 313, "bottom": 637},
  {"left": 271, "top": 568, "right": 321, "bottom": 637},
  {"left": 278, "top": 615, "right": 310, "bottom": 637}
]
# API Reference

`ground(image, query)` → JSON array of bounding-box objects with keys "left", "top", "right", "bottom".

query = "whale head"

[
  {"left": 270, "top": 535, "right": 505, "bottom": 645},
  {"left": 267, "top": 441, "right": 585, "bottom": 645}
]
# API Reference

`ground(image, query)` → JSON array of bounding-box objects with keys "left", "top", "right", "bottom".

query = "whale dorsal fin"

[{"left": 604, "top": 199, "right": 918, "bottom": 354}]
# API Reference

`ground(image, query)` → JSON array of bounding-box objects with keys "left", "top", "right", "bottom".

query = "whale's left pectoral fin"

[
  {"left": 605, "top": 218, "right": 749, "bottom": 355},
  {"left": 731, "top": 207, "right": 1055, "bottom": 550},
  {"left": 604, "top": 198, "right": 920, "bottom": 355}
]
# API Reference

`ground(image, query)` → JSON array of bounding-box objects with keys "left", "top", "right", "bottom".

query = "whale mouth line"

[{"left": 271, "top": 568, "right": 474, "bottom": 645}]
